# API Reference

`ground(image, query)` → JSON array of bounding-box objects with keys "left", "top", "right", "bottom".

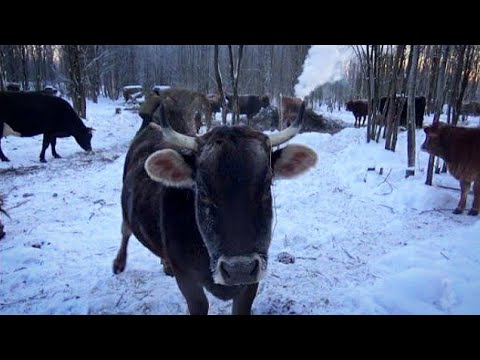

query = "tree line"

[{"left": 0, "top": 45, "right": 310, "bottom": 110}]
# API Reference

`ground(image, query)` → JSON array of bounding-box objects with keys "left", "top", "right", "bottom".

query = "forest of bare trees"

[{"left": 0, "top": 45, "right": 310, "bottom": 104}]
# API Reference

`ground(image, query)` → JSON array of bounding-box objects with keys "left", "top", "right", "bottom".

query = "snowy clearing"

[{"left": 1, "top": 99, "right": 479, "bottom": 315}]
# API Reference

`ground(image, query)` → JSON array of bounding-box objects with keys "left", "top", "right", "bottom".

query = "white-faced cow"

[
  {"left": 0, "top": 92, "right": 93, "bottom": 163},
  {"left": 113, "top": 102, "right": 317, "bottom": 315}
]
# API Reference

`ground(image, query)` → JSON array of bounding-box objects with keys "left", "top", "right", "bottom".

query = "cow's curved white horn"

[
  {"left": 151, "top": 104, "right": 198, "bottom": 151},
  {"left": 268, "top": 101, "right": 305, "bottom": 147}
]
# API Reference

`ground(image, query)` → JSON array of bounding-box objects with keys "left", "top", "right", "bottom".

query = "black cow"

[
  {"left": 225, "top": 94, "right": 270, "bottom": 119},
  {"left": 113, "top": 102, "right": 317, "bottom": 315},
  {"left": 345, "top": 100, "right": 368, "bottom": 128},
  {"left": 379, "top": 96, "right": 426, "bottom": 128},
  {"left": 0, "top": 92, "right": 93, "bottom": 162}
]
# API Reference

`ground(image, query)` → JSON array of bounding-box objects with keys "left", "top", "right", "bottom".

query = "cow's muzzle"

[{"left": 213, "top": 254, "right": 266, "bottom": 286}]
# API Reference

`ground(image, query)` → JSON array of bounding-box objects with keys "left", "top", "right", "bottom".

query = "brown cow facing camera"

[
  {"left": 113, "top": 102, "right": 317, "bottom": 315},
  {"left": 421, "top": 123, "right": 480, "bottom": 216}
]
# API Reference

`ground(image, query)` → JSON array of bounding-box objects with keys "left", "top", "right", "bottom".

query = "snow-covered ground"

[{"left": 1, "top": 98, "right": 479, "bottom": 315}]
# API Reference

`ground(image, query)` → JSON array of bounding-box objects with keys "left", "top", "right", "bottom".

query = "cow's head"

[
  {"left": 421, "top": 122, "right": 447, "bottom": 158},
  {"left": 75, "top": 127, "right": 94, "bottom": 152},
  {"left": 145, "top": 103, "right": 317, "bottom": 286}
]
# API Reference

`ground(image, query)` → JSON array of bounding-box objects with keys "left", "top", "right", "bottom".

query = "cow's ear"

[
  {"left": 272, "top": 144, "right": 317, "bottom": 179},
  {"left": 145, "top": 149, "right": 195, "bottom": 188}
]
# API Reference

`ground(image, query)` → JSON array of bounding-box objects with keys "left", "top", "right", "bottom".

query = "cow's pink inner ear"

[
  {"left": 145, "top": 149, "right": 194, "bottom": 188},
  {"left": 273, "top": 144, "right": 317, "bottom": 179}
]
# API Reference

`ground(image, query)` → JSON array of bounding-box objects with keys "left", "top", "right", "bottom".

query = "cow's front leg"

[
  {"left": 40, "top": 134, "right": 50, "bottom": 163},
  {"left": 232, "top": 282, "right": 259, "bottom": 315},
  {"left": 175, "top": 274, "right": 209, "bottom": 315},
  {"left": 454, "top": 180, "right": 471, "bottom": 214},
  {"left": 468, "top": 181, "right": 480, "bottom": 216},
  {"left": 50, "top": 137, "right": 61, "bottom": 158}
]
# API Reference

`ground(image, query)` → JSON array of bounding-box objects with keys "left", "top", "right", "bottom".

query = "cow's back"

[{"left": 0, "top": 92, "right": 82, "bottom": 136}]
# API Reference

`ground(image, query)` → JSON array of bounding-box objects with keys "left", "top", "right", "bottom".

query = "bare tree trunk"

[
  {"left": 385, "top": 45, "right": 406, "bottom": 149},
  {"left": 0, "top": 46, "right": 5, "bottom": 91},
  {"left": 214, "top": 45, "right": 227, "bottom": 126},
  {"left": 228, "top": 45, "right": 244, "bottom": 125},
  {"left": 63, "top": 45, "right": 87, "bottom": 119},
  {"left": 20, "top": 45, "right": 29, "bottom": 91},
  {"left": 426, "top": 45, "right": 450, "bottom": 186},
  {"left": 406, "top": 45, "right": 419, "bottom": 177},
  {"left": 449, "top": 46, "right": 467, "bottom": 127},
  {"left": 453, "top": 45, "right": 474, "bottom": 126}
]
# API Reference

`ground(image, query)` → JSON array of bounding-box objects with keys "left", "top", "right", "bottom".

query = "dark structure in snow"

[
  {"left": 122, "top": 85, "right": 143, "bottom": 103},
  {"left": 249, "top": 106, "right": 346, "bottom": 134}
]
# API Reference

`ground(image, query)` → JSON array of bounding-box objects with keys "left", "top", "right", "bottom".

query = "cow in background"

[
  {"left": 226, "top": 94, "right": 270, "bottom": 119},
  {"left": 345, "top": 100, "right": 368, "bottom": 128},
  {"left": 206, "top": 94, "right": 230, "bottom": 123},
  {"left": 281, "top": 96, "right": 303, "bottom": 127},
  {"left": 0, "top": 92, "right": 93, "bottom": 162},
  {"left": 138, "top": 88, "right": 211, "bottom": 134},
  {"left": 460, "top": 101, "right": 480, "bottom": 121},
  {"left": 379, "top": 96, "right": 426, "bottom": 128},
  {"left": 421, "top": 123, "right": 480, "bottom": 215}
]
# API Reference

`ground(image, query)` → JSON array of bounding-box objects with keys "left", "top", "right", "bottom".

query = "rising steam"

[{"left": 294, "top": 45, "right": 353, "bottom": 99}]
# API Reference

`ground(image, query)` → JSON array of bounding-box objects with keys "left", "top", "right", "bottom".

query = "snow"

[
  {"left": 1, "top": 98, "right": 479, "bottom": 315},
  {"left": 123, "top": 85, "right": 142, "bottom": 90},
  {"left": 152, "top": 85, "right": 171, "bottom": 91}
]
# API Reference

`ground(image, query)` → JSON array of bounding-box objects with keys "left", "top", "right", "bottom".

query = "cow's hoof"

[
  {"left": 40, "top": 159, "right": 47, "bottom": 163},
  {"left": 468, "top": 209, "right": 479, "bottom": 216},
  {"left": 53, "top": 154, "right": 62, "bottom": 159},
  {"left": 453, "top": 208, "right": 463, "bottom": 215},
  {"left": 113, "top": 259, "right": 126, "bottom": 274}
]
